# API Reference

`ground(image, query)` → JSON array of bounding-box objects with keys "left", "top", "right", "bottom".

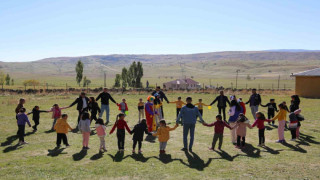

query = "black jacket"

[
  {"left": 88, "top": 102, "right": 101, "bottom": 115},
  {"left": 210, "top": 95, "right": 230, "bottom": 107},
  {"left": 131, "top": 123, "right": 151, "bottom": 141},
  {"left": 70, "top": 96, "right": 90, "bottom": 111},
  {"left": 96, "top": 92, "right": 116, "bottom": 105},
  {"left": 28, "top": 108, "right": 47, "bottom": 121},
  {"left": 246, "top": 93, "right": 261, "bottom": 106},
  {"left": 261, "top": 103, "right": 278, "bottom": 114},
  {"left": 152, "top": 91, "right": 169, "bottom": 103},
  {"left": 290, "top": 100, "right": 300, "bottom": 113}
]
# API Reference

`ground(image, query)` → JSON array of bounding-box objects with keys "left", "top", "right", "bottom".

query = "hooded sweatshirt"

[
  {"left": 54, "top": 118, "right": 72, "bottom": 134},
  {"left": 176, "top": 104, "right": 204, "bottom": 124}
]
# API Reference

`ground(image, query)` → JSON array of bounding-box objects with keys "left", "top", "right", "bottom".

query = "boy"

[
  {"left": 169, "top": 97, "right": 186, "bottom": 117},
  {"left": 131, "top": 119, "right": 152, "bottom": 153},
  {"left": 195, "top": 99, "right": 209, "bottom": 116},
  {"left": 261, "top": 99, "right": 278, "bottom": 125},
  {"left": 117, "top": 98, "right": 128, "bottom": 114},
  {"left": 17, "top": 108, "right": 32, "bottom": 145},
  {"left": 137, "top": 98, "right": 145, "bottom": 122},
  {"left": 27, "top": 106, "right": 48, "bottom": 131},
  {"left": 152, "top": 120, "right": 178, "bottom": 154},
  {"left": 54, "top": 114, "right": 72, "bottom": 148},
  {"left": 202, "top": 115, "right": 232, "bottom": 150}
]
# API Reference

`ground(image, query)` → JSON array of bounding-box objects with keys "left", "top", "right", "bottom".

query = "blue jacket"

[
  {"left": 17, "top": 113, "right": 31, "bottom": 126},
  {"left": 176, "top": 104, "right": 204, "bottom": 124},
  {"left": 228, "top": 106, "right": 243, "bottom": 123}
]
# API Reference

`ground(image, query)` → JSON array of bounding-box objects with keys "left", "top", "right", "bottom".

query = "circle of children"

[{"left": 15, "top": 87, "right": 304, "bottom": 154}]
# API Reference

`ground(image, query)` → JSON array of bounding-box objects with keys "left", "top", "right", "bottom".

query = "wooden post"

[{"left": 278, "top": 75, "right": 280, "bottom": 90}]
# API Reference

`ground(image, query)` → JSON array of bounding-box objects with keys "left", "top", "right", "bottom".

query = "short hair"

[
  {"left": 270, "top": 99, "right": 275, "bottom": 101},
  {"left": 252, "top": 88, "right": 257, "bottom": 91},
  {"left": 178, "top": 97, "right": 182, "bottom": 99},
  {"left": 216, "top": 114, "right": 222, "bottom": 120},
  {"left": 62, "top": 114, "right": 68, "bottom": 118},
  {"left": 141, "top": 119, "right": 147, "bottom": 124},
  {"left": 199, "top": 99, "right": 202, "bottom": 101},
  {"left": 19, "top": 108, "right": 26, "bottom": 113},
  {"left": 82, "top": 112, "right": 90, "bottom": 120},
  {"left": 118, "top": 113, "right": 125, "bottom": 118},
  {"left": 81, "top": 92, "right": 86, "bottom": 95},
  {"left": 96, "top": 118, "right": 104, "bottom": 125},
  {"left": 156, "top": 86, "right": 161, "bottom": 89},
  {"left": 186, "top": 97, "right": 192, "bottom": 101},
  {"left": 159, "top": 119, "right": 166, "bottom": 125}
]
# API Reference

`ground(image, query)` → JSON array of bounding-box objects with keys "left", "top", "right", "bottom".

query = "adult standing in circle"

[
  {"left": 96, "top": 88, "right": 117, "bottom": 125},
  {"left": 228, "top": 99, "right": 243, "bottom": 144},
  {"left": 245, "top": 89, "right": 261, "bottom": 119},
  {"left": 152, "top": 86, "right": 169, "bottom": 118},
  {"left": 210, "top": 91, "right": 230, "bottom": 122},
  {"left": 176, "top": 97, "right": 204, "bottom": 152},
  {"left": 69, "top": 92, "right": 89, "bottom": 126}
]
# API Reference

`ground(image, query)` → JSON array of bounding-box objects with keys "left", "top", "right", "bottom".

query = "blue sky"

[{"left": 1, "top": 0, "right": 320, "bottom": 62}]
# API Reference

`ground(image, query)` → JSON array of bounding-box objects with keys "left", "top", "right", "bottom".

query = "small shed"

[
  {"left": 163, "top": 78, "right": 201, "bottom": 90},
  {"left": 292, "top": 68, "right": 320, "bottom": 98}
]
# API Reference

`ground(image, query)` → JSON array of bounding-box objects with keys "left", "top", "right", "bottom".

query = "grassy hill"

[{"left": 1, "top": 51, "right": 320, "bottom": 89}]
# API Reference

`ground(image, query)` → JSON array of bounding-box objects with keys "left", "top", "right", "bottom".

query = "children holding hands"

[
  {"left": 233, "top": 113, "right": 252, "bottom": 148},
  {"left": 54, "top": 114, "right": 72, "bottom": 148},
  {"left": 251, "top": 112, "right": 271, "bottom": 146},
  {"left": 95, "top": 118, "right": 107, "bottom": 152},
  {"left": 169, "top": 97, "right": 186, "bottom": 117},
  {"left": 78, "top": 112, "right": 91, "bottom": 150},
  {"left": 131, "top": 119, "right": 152, "bottom": 153},
  {"left": 152, "top": 120, "right": 178, "bottom": 154},
  {"left": 110, "top": 113, "right": 131, "bottom": 152}
]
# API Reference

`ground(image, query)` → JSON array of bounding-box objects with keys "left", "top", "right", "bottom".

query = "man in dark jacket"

[
  {"left": 69, "top": 92, "right": 90, "bottom": 125},
  {"left": 210, "top": 91, "right": 230, "bottom": 121},
  {"left": 96, "top": 88, "right": 117, "bottom": 124},
  {"left": 245, "top": 89, "right": 262, "bottom": 119},
  {"left": 152, "top": 86, "right": 169, "bottom": 117}
]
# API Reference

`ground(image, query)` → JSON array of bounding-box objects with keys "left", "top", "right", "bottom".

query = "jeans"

[
  {"left": 100, "top": 104, "right": 110, "bottom": 123},
  {"left": 183, "top": 123, "right": 195, "bottom": 149},
  {"left": 52, "top": 118, "right": 58, "bottom": 129},
  {"left": 259, "top": 128, "right": 265, "bottom": 144},
  {"left": 250, "top": 105, "right": 259, "bottom": 119},
  {"left": 160, "top": 142, "right": 167, "bottom": 150},
  {"left": 56, "top": 133, "right": 68, "bottom": 146},
  {"left": 212, "top": 133, "right": 223, "bottom": 149},
  {"left": 176, "top": 108, "right": 181, "bottom": 118},
  {"left": 18, "top": 125, "right": 25, "bottom": 142},
  {"left": 117, "top": 129, "right": 125, "bottom": 150},
  {"left": 218, "top": 107, "right": 226, "bottom": 121}
]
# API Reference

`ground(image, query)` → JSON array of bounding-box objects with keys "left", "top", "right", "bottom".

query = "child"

[
  {"left": 27, "top": 106, "right": 48, "bottom": 131},
  {"left": 202, "top": 115, "right": 232, "bottom": 151},
  {"left": 145, "top": 96, "right": 156, "bottom": 132},
  {"left": 95, "top": 118, "right": 107, "bottom": 152},
  {"left": 88, "top": 97, "right": 101, "bottom": 123},
  {"left": 233, "top": 113, "right": 252, "bottom": 148},
  {"left": 110, "top": 113, "right": 131, "bottom": 151},
  {"left": 153, "top": 94, "right": 162, "bottom": 125},
  {"left": 272, "top": 103, "right": 288, "bottom": 143},
  {"left": 49, "top": 104, "right": 69, "bottom": 131},
  {"left": 195, "top": 99, "right": 209, "bottom": 116},
  {"left": 78, "top": 112, "right": 91, "bottom": 149},
  {"left": 54, "top": 114, "right": 72, "bottom": 147},
  {"left": 15, "top": 98, "right": 25, "bottom": 114},
  {"left": 288, "top": 109, "right": 302, "bottom": 141},
  {"left": 169, "top": 97, "right": 186, "bottom": 118},
  {"left": 137, "top": 98, "right": 145, "bottom": 122},
  {"left": 16, "top": 108, "right": 31, "bottom": 145},
  {"left": 117, "top": 98, "right": 128, "bottom": 114},
  {"left": 152, "top": 120, "right": 178, "bottom": 154},
  {"left": 131, "top": 119, "right": 152, "bottom": 153},
  {"left": 261, "top": 99, "right": 278, "bottom": 125},
  {"left": 238, "top": 98, "right": 246, "bottom": 115},
  {"left": 251, "top": 112, "right": 272, "bottom": 146},
  {"left": 290, "top": 95, "right": 300, "bottom": 113}
]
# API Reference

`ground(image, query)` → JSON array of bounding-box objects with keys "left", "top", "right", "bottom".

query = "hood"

[{"left": 186, "top": 103, "right": 195, "bottom": 108}]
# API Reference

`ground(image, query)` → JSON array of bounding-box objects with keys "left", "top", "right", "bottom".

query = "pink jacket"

[
  {"left": 50, "top": 107, "right": 68, "bottom": 119},
  {"left": 95, "top": 124, "right": 106, "bottom": 136},
  {"left": 234, "top": 121, "right": 252, "bottom": 137}
]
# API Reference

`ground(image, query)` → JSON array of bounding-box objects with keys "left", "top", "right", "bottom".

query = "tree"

[
  {"left": 114, "top": 74, "right": 121, "bottom": 87},
  {"left": 5, "top": 74, "right": 10, "bottom": 85},
  {"left": 83, "top": 76, "right": 91, "bottom": 87},
  {"left": 121, "top": 67, "right": 128, "bottom": 88},
  {"left": 23, "top": 79, "right": 40, "bottom": 90},
  {"left": 11, "top": 79, "right": 14, "bottom": 86},
  {"left": 246, "top": 74, "right": 251, "bottom": 81},
  {"left": 0, "top": 72, "right": 5, "bottom": 89},
  {"left": 135, "top": 61, "right": 143, "bottom": 88},
  {"left": 75, "top": 60, "right": 84, "bottom": 87}
]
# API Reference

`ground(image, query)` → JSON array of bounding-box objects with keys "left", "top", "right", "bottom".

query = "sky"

[{"left": 1, "top": 0, "right": 320, "bottom": 62}]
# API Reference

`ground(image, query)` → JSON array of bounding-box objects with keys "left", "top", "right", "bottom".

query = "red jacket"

[
  {"left": 239, "top": 102, "right": 246, "bottom": 115},
  {"left": 204, "top": 120, "right": 231, "bottom": 134},
  {"left": 110, "top": 119, "right": 131, "bottom": 134},
  {"left": 117, "top": 102, "right": 128, "bottom": 111},
  {"left": 252, "top": 118, "right": 272, "bottom": 129}
]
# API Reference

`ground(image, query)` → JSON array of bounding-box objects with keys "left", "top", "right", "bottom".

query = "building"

[
  {"left": 292, "top": 68, "right": 320, "bottom": 98},
  {"left": 163, "top": 78, "right": 201, "bottom": 90}
]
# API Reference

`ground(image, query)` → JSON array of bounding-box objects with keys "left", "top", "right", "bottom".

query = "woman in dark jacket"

[
  {"left": 290, "top": 95, "right": 300, "bottom": 113},
  {"left": 88, "top": 97, "right": 101, "bottom": 123},
  {"left": 131, "top": 119, "right": 152, "bottom": 153}
]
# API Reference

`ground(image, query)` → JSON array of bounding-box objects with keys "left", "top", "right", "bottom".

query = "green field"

[{"left": 1, "top": 93, "right": 319, "bottom": 179}]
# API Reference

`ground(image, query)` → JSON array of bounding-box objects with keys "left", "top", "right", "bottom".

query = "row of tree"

[
  {"left": 114, "top": 61, "right": 144, "bottom": 88},
  {"left": 0, "top": 71, "right": 14, "bottom": 89},
  {"left": 75, "top": 60, "right": 91, "bottom": 87}
]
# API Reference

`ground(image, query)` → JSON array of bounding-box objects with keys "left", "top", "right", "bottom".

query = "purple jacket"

[{"left": 17, "top": 113, "right": 31, "bottom": 126}]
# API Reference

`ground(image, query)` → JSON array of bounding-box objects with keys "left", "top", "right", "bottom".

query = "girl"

[
  {"left": 78, "top": 112, "right": 91, "bottom": 149},
  {"left": 15, "top": 98, "right": 25, "bottom": 114},
  {"left": 228, "top": 100, "right": 243, "bottom": 144},
  {"left": 251, "top": 112, "right": 272, "bottom": 146},
  {"left": 272, "top": 103, "right": 288, "bottom": 143},
  {"left": 131, "top": 119, "right": 152, "bottom": 153},
  {"left": 238, "top": 98, "right": 246, "bottom": 115},
  {"left": 27, "top": 106, "right": 48, "bottom": 131},
  {"left": 49, "top": 104, "right": 69, "bottom": 131},
  {"left": 117, "top": 98, "right": 128, "bottom": 114},
  {"left": 137, "top": 98, "right": 145, "bottom": 122},
  {"left": 233, "top": 113, "right": 252, "bottom": 148},
  {"left": 88, "top": 97, "right": 101, "bottom": 123},
  {"left": 54, "top": 114, "right": 72, "bottom": 147},
  {"left": 17, "top": 108, "right": 31, "bottom": 145},
  {"left": 290, "top": 95, "right": 300, "bottom": 113},
  {"left": 288, "top": 109, "right": 302, "bottom": 141},
  {"left": 110, "top": 113, "right": 131, "bottom": 151},
  {"left": 152, "top": 120, "right": 178, "bottom": 154},
  {"left": 95, "top": 118, "right": 107, "bottom": 152}
]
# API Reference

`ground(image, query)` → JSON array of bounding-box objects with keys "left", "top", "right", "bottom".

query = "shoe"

[
  {"left": 235, "top": 145, "right": 241, "bottom": 148},
  {"left": 209, "top": 147, "right": 214, "bottom": 151},
  {"left": 86, "top": 147, "right": 90, "bottom": 149},
  {"left": 138, "top": 150, "right": 142, "bottom": 153},
  {"left": 65, "top": 144, "right": 70, "bottom": 147},
  {"left": 275, "top": 140, "right": 282, "bottom": 143},
  {"left": 132, "top": 150, "right": 136, "bottom": 153},
  {"left": 82, "top": 146, "right": 86, "bottom": 150},
  {"left": 218, "top": 148, "right": 222, "bottom": 151},
  {"left": 103, "top": 148, "right": 107, "bottom": 152},
  {"left": 21, "top": 141, "right": 28, "bottom": 145},
  {"left": 56, "top": 145, "right": 61, "bottom": 148},
  {"left": 261, "top": 143, "right": 265, "bottom": 146},
  {"left": 257, "top": 144, "right": 262, "bottom": 147},
  {"left": 281, "top": 140, "right": 286, "bottom": 143},
  {"left": 181, "top": 148, "right": 188, "bottom": 151},
  {"left": 189, "top": 148, "right": 192, "bottom": 152},
  {"left": 120, "top": 149, "right": 124, "bottom": 152}
]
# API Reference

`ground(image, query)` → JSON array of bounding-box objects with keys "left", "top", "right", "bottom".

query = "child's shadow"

[
  {"left": 152, "top": 153, "right": 182, "bottom": 164},
  {"left": 261, "top": 146, "right": 283, "bottom": 155},
  {"left": 214, "top": 150, "right": 239, "bottom": 161},
  {"left": 44, "top": 129, "right": 55, "bottom": 134},
  {"left": 265, "top": 126, "right": 274, "bottom": 131},
  {"left": 108, "top": 151, "right": 127, "bottom": 162},
  {"left": 180, "top": 151, "right": 211, "bottom": 171},
  {"left": 1, "top": 135, "right": 18, "bottom": 146},
  {"left": 2, "top": 143, "right": 23, "bottom": 153},
  {"left": 240, "top": 143, "right": 261, "bottom": 158},
  {"left": 126, "top": 153, "right": 152, "bottom": 163},
  {"left": 144, "top": 135, "right": 156, "bottom": 143},
  {"left": 47, "top": 147, "right": 66, "bottom": 157},
  {"left": 299, "top": 133, "right": 320, "bottom": 145},
  {"left": 90, "top": 152, "right": 104, "bottom": 160},
  {"left": 90, "top": 130, "right": 96, "bottom": 136},
  {"left": 282, "top": 142, "right": 307, "bottom": 153},
  {"left": 72, "top": 149, "right": 87, "bottom": 161}
]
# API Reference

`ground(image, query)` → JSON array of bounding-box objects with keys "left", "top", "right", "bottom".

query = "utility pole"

[
  {"left": 104, "top": 72, "right": 107, "bottom": 87},
  {"left": 278, "top": 75, "right": 280, "bottom": 90},
  {"left": 235, "top": 69, "right": 240, "bottom": 90}
]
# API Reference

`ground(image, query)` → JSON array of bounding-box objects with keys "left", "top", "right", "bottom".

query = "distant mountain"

[{"left": 264, "top": 49, "right": 320, "bottom": 52}]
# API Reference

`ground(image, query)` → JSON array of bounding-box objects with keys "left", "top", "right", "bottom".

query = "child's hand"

[{"left": 28, "top": 125, "right": 31, "bottom": 127}]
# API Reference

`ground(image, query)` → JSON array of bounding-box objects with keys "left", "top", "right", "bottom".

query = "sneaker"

[
  {"left": 138, "top": 150, "right": 142, "bottom": 153},
  {"left": 103, "top": 148, "right": 107, "bottom": 152},
  {"left": 209, "top": 147, "right": 214, "bottom": 151},
  {"left": 181, "top": 148, "right": 188, "bottom": 151},
  {"left": 261, "top": 143, "right": 265, "bottom": 146},
  {"left": 275, "top": 140, "right": 282, "bottom": 143},
  {"left": 65, "top": 144, "right": 70, "bottom": 147},
  {"left": 132, "top": 150, "right": 136, "bottom": 153},
  {"left": 189, "top": 148, "right": 192, "bottom": 152},
  {"left": 235, "top": 145, "right": 241, "bottom": 148},
  {"left": 21, "top": 141, "right": 28, "bottom": 145}
]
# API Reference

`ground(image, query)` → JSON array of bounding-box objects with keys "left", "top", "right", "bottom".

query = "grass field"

[{"left": 0, "top": 92, "right": 319, "bottom": 179}]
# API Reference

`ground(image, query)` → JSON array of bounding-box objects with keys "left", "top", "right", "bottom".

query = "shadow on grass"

[
  {"left": 1, "top": 135, "right": 18, "bottom": 146},
  {"left": 214, "top": 150, "right": 239, "bottom": 161},
  {"left": 261, "top": 146, "right": 283, "bottom": 155},
  {"left": 124, "top": 153, "right": 153, "bottom": 163},
  {"left": 180, "top": 151, "right": 211, "bottom": 171},
  {"left": 47, "top": 147, "right": 66, "bottom": 157},
  {"left": 90, "top": 152, "right": 104, "bottom": 160},
  {"left": 240, "top": 143, "right": 261, "bottom": 158},
  {"left": 108, "top": 151, "right": 126, "bottom": 162},
  {"left": 265, "top": 126, "right": 274, "bottom": 131},
  {"left": 72, "top": 149, "right": 87, "bottom": 161},
  {"left": 44, "top": 129, "right": 55, "bottom": 134},
  {"left": 90, "top": 130, "right": 96, "bottom": 136},
  {"left": 2, "top": 143, "right": 23, "bottom": 153},
  {"left": 152, "top": 153, "right": 183, "bottom": 164},
  {"left": 282, "top": 142, "right": 307, "bottom": 153},
  {"left": 145, "top": 135, "right": 156, "bottom": 143},
  {"left": 299, "top": 133, "right": 320, "bottom": 145}
]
